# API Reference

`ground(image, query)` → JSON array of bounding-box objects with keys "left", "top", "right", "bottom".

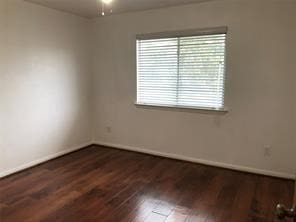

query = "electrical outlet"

[
  {"left": 264, "top": 146, "right": 271, "bottom": 157},
  {"left": 105, "top": 126, "right": 112, "bottom": 133}
]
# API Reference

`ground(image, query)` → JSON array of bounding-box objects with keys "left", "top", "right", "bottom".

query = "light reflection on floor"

[{"left": 131, "top": 195, "right": 208, "bottom": 222}]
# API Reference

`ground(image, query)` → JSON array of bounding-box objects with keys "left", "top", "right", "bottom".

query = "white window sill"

[{"left": 135, "top": 102, "right": 229, "bottom": 114}]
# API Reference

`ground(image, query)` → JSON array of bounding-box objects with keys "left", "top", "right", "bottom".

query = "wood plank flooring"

[{"left": 0, "top": 145, "right": 294, "bottom": 222}]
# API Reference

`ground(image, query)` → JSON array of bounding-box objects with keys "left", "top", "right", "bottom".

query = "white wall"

[
  {"left": 0, "top": 0, "right": 93, "bottom": 176},
  {"left": 93, "top": 0, "right": 296, "bottom": 178}
]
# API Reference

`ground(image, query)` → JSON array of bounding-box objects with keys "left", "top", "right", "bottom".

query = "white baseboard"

[
  {"left": 0, "top": 142, "right": 93, "bottom": 178},
  {"left": 94, "top": 141, "right": 296, "bottom": 180},
  {"left": 2, "top": 141, "right": 294, "bottom": 180}
]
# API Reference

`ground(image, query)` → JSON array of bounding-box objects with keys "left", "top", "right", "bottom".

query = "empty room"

[{"left": 0, "top": 0, "right": 295, "bottom": 221}]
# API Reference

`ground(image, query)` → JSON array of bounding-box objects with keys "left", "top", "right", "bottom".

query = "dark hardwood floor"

[{"left": 0, "top": 145, "right": 294, "bottom": 222}]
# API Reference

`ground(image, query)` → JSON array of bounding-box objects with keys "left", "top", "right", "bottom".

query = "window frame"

[{"left": 135, "top": 26, "right": 229, "bottom": 113}]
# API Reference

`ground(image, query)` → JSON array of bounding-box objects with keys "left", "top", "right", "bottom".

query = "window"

[{"left": 136, "top": 27, "right": 227, "bottom": 111}]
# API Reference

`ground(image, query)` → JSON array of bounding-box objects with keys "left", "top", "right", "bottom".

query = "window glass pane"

[
  {"left": 178, "top": 34, "right": 225, "bottom": 108},
  {"left": 137, "top": 38, "right": 178, "bottom": 105}
]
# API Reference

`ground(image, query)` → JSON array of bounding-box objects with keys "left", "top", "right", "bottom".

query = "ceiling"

[{"left": 25, "top": 0, "right": 214, "bottom": 19}]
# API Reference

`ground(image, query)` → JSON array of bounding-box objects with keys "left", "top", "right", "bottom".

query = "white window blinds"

[{"left": 136, "top": 28, "right": 227, "bottom": 110}]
